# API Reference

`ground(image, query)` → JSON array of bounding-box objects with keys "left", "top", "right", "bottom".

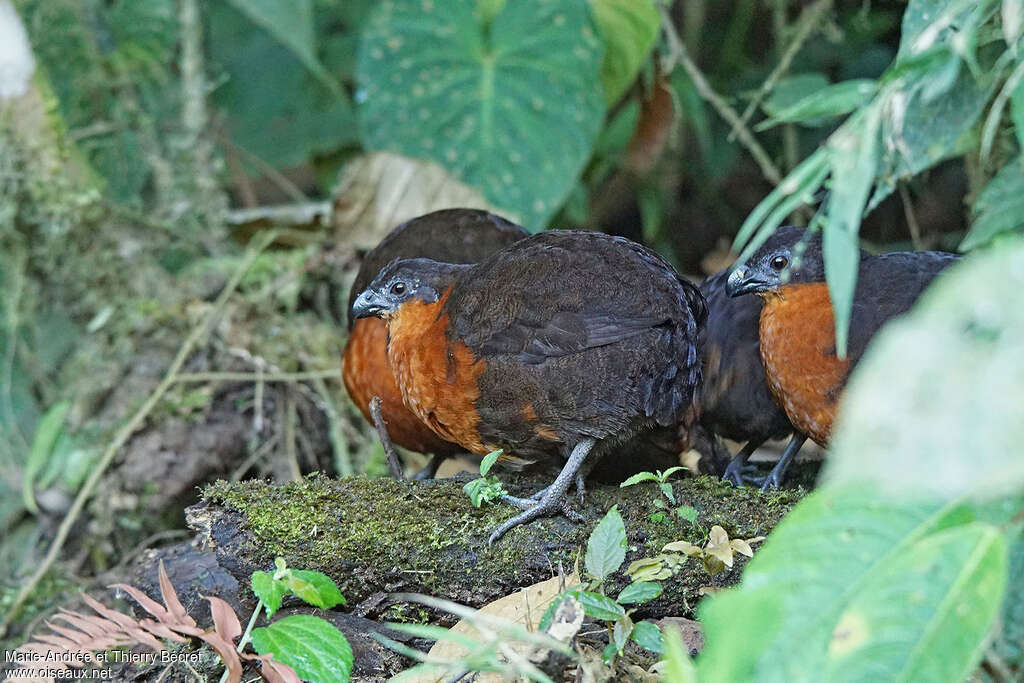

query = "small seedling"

[
  {"left": 462, "top": 449, "right": 507, "bottom": 507},
  {"left": 619, "top": 466, "right": 687, "bottom": 505},
  {"left": 539, "top": 506, "right": 667, "bottom": 664}
]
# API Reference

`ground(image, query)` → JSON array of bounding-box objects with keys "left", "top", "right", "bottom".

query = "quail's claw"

[{"left": 488, "top": 439, "right": 595, "bottom": 544}]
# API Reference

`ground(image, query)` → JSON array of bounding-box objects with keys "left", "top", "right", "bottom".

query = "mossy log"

[{"left": 187, "top": 473, "right": 805, "bottom": 622}]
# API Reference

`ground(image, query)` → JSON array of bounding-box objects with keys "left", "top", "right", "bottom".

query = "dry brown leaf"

[
  {"left": 241, "top": 652, "right": 302, "bottom": 683},
  {"left": 332, "top": 152, "right": 518, "bottom": 252},
  {"left": 157, "top": 560, "right": 194, "bottom": 628},
  {"left": 399, "top": 573, "right": 582, "bottom": 683},
  {"left": 206, "top": 596, "right": 242, "bottom": 643}
]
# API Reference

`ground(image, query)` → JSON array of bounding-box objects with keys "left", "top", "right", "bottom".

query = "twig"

[
  {"left": 0, "top": 231, "right": 279, "bottom": 637},
  {"left": 370, "top": 396, "right": 405, "bottom": 479},
  {"left": 898, "top": 183, "right": 923, "bottom": 250},
  {"left": 218, "top": 134, "right": 310, "bottom": 204},
  {"left": 284, "top": 391, "right": 301, "bottom": 482},
  {"left": 311, "top": 377, "right": 353, "bottom": 477},
  {"left": 660, "top": 6, "right": 783, "bottom": 186},
  {"left": 172, "top": 369, "right": 339, "bottom": 383},
  {"left": 180, "top": 0, "right": 221, "bottom": 222},
  {"left": 230, "top": 434, "right": 280, "bottom": 482},
  {"left": 728, "top": 0, "right": 832, "bottom": 142}
]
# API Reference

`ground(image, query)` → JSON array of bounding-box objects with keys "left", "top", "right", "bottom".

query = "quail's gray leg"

[
  {"left": 412, "top": 454, "right": 443, "bottom": 480},
  {"left": 760, "top": 434, "right": 808, "bottom": 491},
  {"left": 490, "top": 439, "right": 596, "bottom": 544},
  {"left": 722, "top": 439, "right": 764, "bottom": 487},
  {"left": 369, "top": 396, "right": 405, "bottom": 479}
]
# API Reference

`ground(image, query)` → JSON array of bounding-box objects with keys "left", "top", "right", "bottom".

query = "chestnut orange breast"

[
  {"left": 342, "top": 317, "right": 461, "bottom": 456},
  {"left": 386, "top": 289, "right": 491, "bottom": 455},
  {"left": 759, "top": 283, "right": 848, "bottom": 445}
]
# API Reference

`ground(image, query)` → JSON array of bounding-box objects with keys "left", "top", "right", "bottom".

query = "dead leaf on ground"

[{"left": 401, "top": 572, "right": 582, "bottom": 683}]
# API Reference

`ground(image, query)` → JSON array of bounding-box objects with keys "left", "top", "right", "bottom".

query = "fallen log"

[{"left": 185, "top": 472, "right": 806, "bottom": 622}]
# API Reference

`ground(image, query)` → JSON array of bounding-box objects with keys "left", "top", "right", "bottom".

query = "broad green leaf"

[
  {"left": 658, "top": 481, "right": 675, "bottom": 504},
  {"left": 897, "top": 0, "right": 980, "bottom": 61},
  {"left": 224, "top": 0, "right": 340, "bottom": 93},
  {"left": 578, "top": 591, "right": 626, "bottom": 621},
  {"left": 695, "top": 486, "right": 989, "bottom": 682},
  {"left": 871, "top": 66, "right": 990, "bottom": 209},
  {"left": 22, "top": 401, "right": 71, "bottom": 515},
  {"left": 757, "top": 79, "right": 878, "bottom": 130},
  {"left": 286, "top": 570, "right": 346, "bottom": 609},
  {"left": 619, "top": 471, "right": 659, "bottom": 487},
  {"left": 1012, "top": 73, "right": 1024, "bottom": 150},
  {"left": 589, "top": 0, "right": 660, "bottom": 103},
  {"left": 631, "top": 620, "right": 663, "bottom": 653},
  {"left": 960, "top": 156, "right": 1024, "bottom": 250},
  {"left": 251, "top": 571, "right": 288, "bottom": 617},
  {"left": 358, "top": 0, "right": 605, "bottom": 229},
  {"left": 617, "top": 581, "right": 662, "bottom": 604},
  {"left": 613, "top": 615, "right": 633, "bottom": 652},
  {"left": 585, "top": 505, "right": 627, "bottom": 582},
  {"left": 990, "top": 534, "right": 1024, "bottom": 670},
  {"left": 479, "top": 449, "right": 502, "bottom": 476},
  {"left": 825, "top": 106, "right": 882, "bottom": 358},
  {"left": 209, "top": 2, "right": 356, "bottom": 172},
  {"left": 822, "top": 523, "right": 1006, "bottom": 681},
  {"left": 251, "top": 615, "right": 354, "bottom": 683},
  {"left": 663, "top": 624, "right": 700, "bottom": 682},
  {"left": 476, "top": 0, "right": 507, "bottom": 24},
  {"left": 827, "top": 238, "right": 1024, "bottom": 501}
]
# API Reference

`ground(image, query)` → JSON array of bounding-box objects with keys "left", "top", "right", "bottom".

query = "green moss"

[{"left": 201, "top": 472, "right": 805, "bottom": 615}]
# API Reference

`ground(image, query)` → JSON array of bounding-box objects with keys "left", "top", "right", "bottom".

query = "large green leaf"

[
  {"left": 209, "top": 2, "right": 356, "bottom": 172},
  {"left": 827, "top": 237, "right": 1024, "bottom": 500},
  {"left": 822, "top": 523, "right": 1006, "bottom": 681},
  {"left": 223, "top": 0, "right": 339, "bottom": 92},
  {"left": 585, "top": 505, "right": 626, "bottom": 583},
  {"left": 990, "top": 534, "right": 1024, "bottom": 671},
  {"left": 251, "top": 615, "right": 354, "bottom": 683},
  {"left": 696, "top": 486, "right": 1006, "bottom": 682},
  {"left": 897, "top": 0, "right": 981, "bottom": 61},
  {"left": 1012, "top": 72, "right": 1024, "bottom": 151},
  {"left": 960, "top": 156, "right": 1024, "bottom": 250},
  {"left": 871, "top": 67, "right": 990, "bottom": 207},
  {"left": 358, "top": 0, "right": 605, "bottom": 229},
  {"left": 589, "top": 0, "right": 660, "bottom": 104}
]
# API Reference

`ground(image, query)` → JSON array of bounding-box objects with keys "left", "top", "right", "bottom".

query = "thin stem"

[
  {"left": 172, "top": 369, "right": 339, "bottom": 383},
  {"left": 729, "top": 0, "right": 832, "bottom": 142},
  {"left": 661, "top": 6, "right": 784, "bottom": 186}
]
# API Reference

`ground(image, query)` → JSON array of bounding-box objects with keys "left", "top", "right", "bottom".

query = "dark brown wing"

[
  {"left": 698, "top": 269, "right": 792, "bottom": 443},
  {"left": 346, "top": 209, "right": 526, "bottom": 328},
  {"left": 447, "top": 231, "right": 704, "bottom": 450},
  {"left": 847, "top": 251, "right": 959, "bottom": 365}
]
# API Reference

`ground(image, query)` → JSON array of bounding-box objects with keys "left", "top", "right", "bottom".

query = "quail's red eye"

[
  {"left": 770, "top": 255, "right": 788, "bottom": 271},
  {"left": 390, "top": 282, "right": 407, "bottom": 296}
]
